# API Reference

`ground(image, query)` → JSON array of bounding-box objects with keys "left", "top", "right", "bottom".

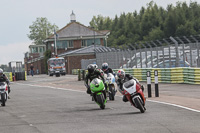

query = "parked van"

[{"left": 47, "top": 57, "right": 66, "bottom": 76}]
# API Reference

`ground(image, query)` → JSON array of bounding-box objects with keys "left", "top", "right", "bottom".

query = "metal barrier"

[
  {"left": 94, "top": 36, "right": 200, "bottom": 69},
  {"left": 15, "top": 72, "right": 26, "bottom": 81},
  {"left": 76, "top": 69, "right": 87, "bottom": 81},
  {"left": 4, "top": 72, "right": 27, "bottom": 81},
  {"left": 72, "top": 68, "right": 200, "bottom": 84},
  {"left": 4, "top": 72, "right": 13, "bottom": 81}
]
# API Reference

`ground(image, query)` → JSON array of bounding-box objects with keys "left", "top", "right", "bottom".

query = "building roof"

[
  {"left": 47, "top": 22, "right": 110, "bottom": 40},
  {"left": 58, "top": 45, "right": 105, "bottom": 57}
]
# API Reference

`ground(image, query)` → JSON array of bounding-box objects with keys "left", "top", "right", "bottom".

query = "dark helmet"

[
  {"left": 87, "top": 64, "right": 95, "bottom": 73},
  {"left": 117, "top": 69, "right": 125, "bottom": 80},
  {"left": 102, "top": 63, "right": 108, "bottom": 72}
]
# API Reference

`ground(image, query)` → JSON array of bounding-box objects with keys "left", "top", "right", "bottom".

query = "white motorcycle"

[
  {"left": 0, "top": 82, "right": 8, "bottom": 106},
  {"left": 121, "top": 79, "right": 146, "bottom": 113},
  {"left": 104, "top": 73, "right": 117, "bottom": 100}
]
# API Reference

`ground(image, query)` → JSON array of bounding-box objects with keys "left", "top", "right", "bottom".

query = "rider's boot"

[
  {"left": 86, "top": 88, "right": 91, "bottom": 94},
  {"left": 122, "top": 95, "right": 128, "bottom": 102},
  {"left": 141, "top": 85, "right": 144, "bottom": 92},
  {"left": 103, "top": 90, "right": 107, "bottom": 99}
]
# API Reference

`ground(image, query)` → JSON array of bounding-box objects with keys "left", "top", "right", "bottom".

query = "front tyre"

[
  {"left": 1, "top": 93, "right": 6, "bottom": 106},
  {"left": 56, "top": 73, "right": 60, "bottom": 77},
  {"left": 133, "top": 96, "right": 145, "bottom": 113},
  {"left": 96, "top": 94, "right": 105, "bottom": 109},
  {"left": 109, "top": 86, "right": 115, "bottom": 101}
]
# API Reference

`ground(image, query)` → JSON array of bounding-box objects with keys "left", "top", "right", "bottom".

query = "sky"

[{"left": 0, "top": 0, "right": 194, "bottom": 65}]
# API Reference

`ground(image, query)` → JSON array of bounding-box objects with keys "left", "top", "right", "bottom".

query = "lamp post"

[
  {"left": 30, "top": 56, "right": 33, "bottom": 75},
  {"left": 92, "top": 27, "right": 96, "bottom": 49},
  {"left": 26, "top": 53, "right": 29, "bottom": 74}
]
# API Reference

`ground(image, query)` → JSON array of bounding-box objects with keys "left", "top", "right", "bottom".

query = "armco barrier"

[
  {"left": 72, "top": 68, "right": 200, "bottom": 85},
  {"left": 15, "top": 72, "right": 26, "bottom": 81},
  {"left": 75, "top": 69, "right": 87, "bottom": 81},
  {"left": 194, "top": 68, "right": 200, "bottom": 84},
  {"left": 3, "top": 72, "right": 27, "bottom": 81},
  {"left": 4, "top": 72, "right": 13, "bottom": 81}
]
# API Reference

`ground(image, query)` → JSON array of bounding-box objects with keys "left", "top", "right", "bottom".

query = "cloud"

[{"left": 0, "top": 42, "right": 30, "bottom": 65}]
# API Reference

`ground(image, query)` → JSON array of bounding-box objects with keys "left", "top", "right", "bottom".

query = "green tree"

[
  {"left": 90, "top": 1, "right": 200, "bottom": 47},
  {"left": 175, "top": 21, "right": 196, "bottom": 36},
  {"left": 164, "top": 11, "right": 177, "bottom": 37},
  {"left": 27, "top": 17, "right": 59, "bottom": 45},
  {"left": 0, "top": 65, "right": 9, "bottom": 72},
  {"left": 144, "top": 27, "right": 165, "bottom": 41}
]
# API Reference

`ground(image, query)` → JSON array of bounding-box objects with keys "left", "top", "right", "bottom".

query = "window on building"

[
  {"left": 87, "top": 39, "right": 101, "bottom": 46},
  {"left": 57, "top": 40, "right": 68, "bottom": 49},
  {"left": 68, "top": 40, "right": 74, "bottom": 48},
  {"left": 39, "top": 47, "right": 43, "bottom": 53},
  {"left": 81, "top": 40, "right": 87, "bottom": 47},
  {"left": 31, "top": 47, "right": 38, "bottom": 53}
]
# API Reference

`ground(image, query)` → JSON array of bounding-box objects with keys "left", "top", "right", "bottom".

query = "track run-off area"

[{"left": 0, "top": 74, "right": 200, "bottom": 133}]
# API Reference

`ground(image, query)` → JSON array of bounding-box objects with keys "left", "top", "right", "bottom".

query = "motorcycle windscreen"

[
  {"left": 107, "top": 73, "right": 115, "bottom": 83},
  {"left": 124, "top": 79, "right": 135, "bottom": 88},
  {"left": 123, "top": 79, "right": 136, "bottom": 94},
  {"left": 90, "top": 78, "right": 104, "bottom": 93},
  {"left": 0, "top": 82, "right": 5, "bottom": 86}
]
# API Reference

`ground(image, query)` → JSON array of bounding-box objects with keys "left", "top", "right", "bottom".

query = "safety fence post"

[
  {"left": 78, "top": 69, "right": 81, "bottom": 81},
  {"left": 82, "top": 70, "right": 85, "bottom": 80},
  {"left": 154, "top": 70, "right": 159, "bottom": 97},
  {"left": 147, "top": 71, "right": 152, "bottom": 97}
]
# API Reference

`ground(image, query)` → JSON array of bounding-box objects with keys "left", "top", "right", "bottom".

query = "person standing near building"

[{"left": 30, "top": 64, "right": 34, "bottom": 76}]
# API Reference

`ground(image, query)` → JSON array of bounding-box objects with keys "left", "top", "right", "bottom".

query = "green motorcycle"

[{"left": 89, "top": 78, "right": 107, "bottom": 109}]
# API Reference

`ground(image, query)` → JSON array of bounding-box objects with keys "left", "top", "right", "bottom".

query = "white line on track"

[{"left": 15, "top": 83, "right": 200, "bottom": 113}]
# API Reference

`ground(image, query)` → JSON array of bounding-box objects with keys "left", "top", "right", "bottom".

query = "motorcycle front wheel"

[
  {"left": 133, "top": 96, "right": 145, "bottom": 113},
  {"left": 109, "top": 86, "right": 115, "bottom": 101},
  {"left": 96, "top": 94, "right": 105, "bottom": 109},
  {"left": 1, "top": 93, "right": 6, "bottom": 106}
]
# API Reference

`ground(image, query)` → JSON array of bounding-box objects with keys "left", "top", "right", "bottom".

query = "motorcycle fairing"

[{"left": 123, "top": 79, "right": 136, "bottom": 94}]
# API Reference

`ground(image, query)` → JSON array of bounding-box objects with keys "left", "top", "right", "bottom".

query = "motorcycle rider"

[
  {"left": 101, "top": 62, "right": 114, "bottom": 75},
  {"left": 116, "top": 69, "right": 144, "bottom": 102},
  {"left": 85, "top": 64, "right": 107, "bottom": 96},
  {"left": 92, "top": 64, "right": 104, "bottom": 76},
  {"left": 0, "top": 68, "right": 11, "bottom": 99}
]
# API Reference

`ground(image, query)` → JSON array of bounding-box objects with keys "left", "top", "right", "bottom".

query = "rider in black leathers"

[
  {"left": 101, "top": 62, "right": 114, "bottom": 75},
  {"left": 85, "top": 64, "right": 107, "bottom": 95},
  {"left": 0, "top": 68, "right": 11, "bottom": 98}
]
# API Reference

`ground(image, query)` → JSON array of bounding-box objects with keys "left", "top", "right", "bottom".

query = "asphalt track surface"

[{"left": 0, "top": 74, "right": 199, "bottom": 133}]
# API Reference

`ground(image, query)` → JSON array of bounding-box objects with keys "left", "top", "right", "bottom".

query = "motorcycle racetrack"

[{"left": 0, "top": 74, "right": 199, "bottom": 133}]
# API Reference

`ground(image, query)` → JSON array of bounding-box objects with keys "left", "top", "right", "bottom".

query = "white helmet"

[
  {"left": 102, "top": 62, "right": 108, "bottom": 72},
  {"left": 94, "top": 64, "right": 98, "bottom": 69},
  {"left": 117, "top": 69, "right": 125, "bottom": 79}
]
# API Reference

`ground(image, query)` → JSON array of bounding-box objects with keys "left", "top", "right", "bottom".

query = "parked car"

[{"left": 153, "top": 60, "right": 190, "bottom": 68}]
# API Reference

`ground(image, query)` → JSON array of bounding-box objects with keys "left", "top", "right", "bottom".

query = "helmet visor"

[
  {"left": 119, "top": 74, "right": 124, "bottom": 79},
  {"left": 88, "top": 69, "right": 94, "bottom": 73}
]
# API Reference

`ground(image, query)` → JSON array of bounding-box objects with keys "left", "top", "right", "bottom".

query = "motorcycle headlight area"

[{"left": 0, "top": 89, "right": 5, "bottom": 92}]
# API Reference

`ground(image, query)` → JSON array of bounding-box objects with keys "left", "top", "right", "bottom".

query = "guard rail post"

[
  {"left": 82, "top": 70, "right": 85, "bottom": 80},
  {"left": 78, "top": 69, "right": 81, "bottom": 81},
  {"left": 154, "top": 70, "right": 159, "bottom": 97},
  {"left": 147, "top": 71, "right": 152, "bottom": 97}
]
